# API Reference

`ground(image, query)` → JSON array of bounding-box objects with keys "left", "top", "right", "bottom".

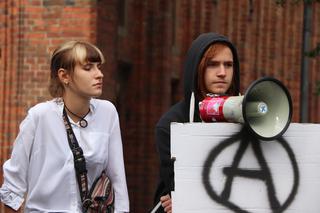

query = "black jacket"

[{"left": 153, "top": 33, "right": 240, "bottom": 212}]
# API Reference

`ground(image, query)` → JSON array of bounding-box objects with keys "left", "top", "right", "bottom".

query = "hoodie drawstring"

[{"left": 189, "top": 92, "right": 195, "bottom": 122}]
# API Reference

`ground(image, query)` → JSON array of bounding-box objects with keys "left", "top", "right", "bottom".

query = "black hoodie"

[{"left": 153, "top": 33, "right": 240, "bottom": 212}]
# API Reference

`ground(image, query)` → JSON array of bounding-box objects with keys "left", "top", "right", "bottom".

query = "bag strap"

[{"left": 62, "top": 107, "right": 92, "bottom": 211}]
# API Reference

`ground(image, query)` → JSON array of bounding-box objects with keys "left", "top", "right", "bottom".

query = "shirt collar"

[{"left": 54, "top": 97, "right": 97, "bottom": 115}]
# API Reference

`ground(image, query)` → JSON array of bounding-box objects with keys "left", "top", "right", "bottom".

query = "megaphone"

[{"left": 199, "top": 77, "right": 292, "bottom": 140}]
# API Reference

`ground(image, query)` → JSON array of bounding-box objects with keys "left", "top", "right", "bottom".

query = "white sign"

[{"left": 171, "top": 123, "right": 320, "bottom": 213}]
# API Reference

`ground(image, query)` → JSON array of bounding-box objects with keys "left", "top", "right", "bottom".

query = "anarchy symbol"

[{"left": 202, "top": 127, "right": 299, "bottom": 213}]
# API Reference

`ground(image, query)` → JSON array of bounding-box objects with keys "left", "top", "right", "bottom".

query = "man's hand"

[
  {"left": 4, "top": 205, "right": 20, "bottom": 213},
  {"left": 160, "top": 194, "right": 172, "bottom": 213}
]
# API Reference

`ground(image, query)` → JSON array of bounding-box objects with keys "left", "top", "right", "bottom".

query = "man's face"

[{"left": 204, "top": 46, "right": 234, "bottom": 94}]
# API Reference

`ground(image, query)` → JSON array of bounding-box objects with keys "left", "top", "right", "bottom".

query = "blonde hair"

[
  {"left": 49, "top": 41, "right": 105, "bottom": 97},
  {"left": 197, "top": 43, "right": 237, "bottom": 100}
]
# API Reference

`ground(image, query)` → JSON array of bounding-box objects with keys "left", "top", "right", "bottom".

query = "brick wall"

[
  {"left": 0, "top": 0, "right": 22, "bottom": 179},
  {"left": 0, "top": 0, "right": 101, "bottom": 212},
  {"left": 111, "top": 1, "right": 320, "bottom": 212},
  {"left": 0, "top": 0, "right": 319, "bottom": 212}
]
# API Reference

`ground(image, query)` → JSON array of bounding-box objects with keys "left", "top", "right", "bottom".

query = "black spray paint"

[{"left": 202, "top": 127, "right": 299, "bottom": 213}]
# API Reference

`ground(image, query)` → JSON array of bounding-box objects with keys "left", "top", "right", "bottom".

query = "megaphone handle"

[{"left": 150, "top": 201, "right": 162, "bottom": 213}]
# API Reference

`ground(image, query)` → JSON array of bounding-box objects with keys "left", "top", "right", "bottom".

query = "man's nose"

[{"left": 217, "top": 64, "right": 226, "bottom": 76}]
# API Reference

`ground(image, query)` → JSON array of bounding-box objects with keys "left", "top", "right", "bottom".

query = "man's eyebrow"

[{"left": 208, "top": 59, "right": 233, "bottom": 62}]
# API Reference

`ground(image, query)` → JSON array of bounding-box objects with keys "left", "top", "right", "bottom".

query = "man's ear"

[{"left": 58, "top": 68, "right": 70, "bottom": 85}]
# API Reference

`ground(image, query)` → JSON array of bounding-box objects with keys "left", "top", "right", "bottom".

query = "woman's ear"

[{"left": 58, "top": 68, "right": 70, "bottom": 86}]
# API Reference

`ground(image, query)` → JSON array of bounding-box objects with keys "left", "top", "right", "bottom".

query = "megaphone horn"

[{"left": 199, "top": 77, "right": 292, "bottom": 140}]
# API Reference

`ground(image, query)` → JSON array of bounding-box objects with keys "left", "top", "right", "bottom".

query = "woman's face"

[
  {"left": 68, "top": 61, "right": 104, "bottom": 99},
  {"left": 204, "top": 46, "right": 234, "bottom": 94}
]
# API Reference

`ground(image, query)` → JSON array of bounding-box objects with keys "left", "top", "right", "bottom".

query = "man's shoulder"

[{"left": 156, "top": 101, "right": 188, "bottom": 129}]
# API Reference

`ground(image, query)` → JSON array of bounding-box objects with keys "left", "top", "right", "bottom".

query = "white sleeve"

[
  {"left": 0, "top": 110, "right": 36, "bottom": 210},
  {"left": 106, "top": 109, "right": 129, "bottom": 212}
]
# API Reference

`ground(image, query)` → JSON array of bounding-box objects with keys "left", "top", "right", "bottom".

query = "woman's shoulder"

[
  {"left": 28, "top": 99, "right": 60, "bottom": 115},
  {"left": 91, "top": 98, "right": 117, "bottom": 113}
]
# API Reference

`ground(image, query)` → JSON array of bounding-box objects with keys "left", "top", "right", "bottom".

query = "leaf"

[
  {"left": 316, "top": 81, "right": 320, "bottom": 96},
  {"left": 305, "top": 43, "right": 320, "bottom": 58}
]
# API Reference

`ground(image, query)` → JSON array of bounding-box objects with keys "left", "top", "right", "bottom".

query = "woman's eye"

[{"left": 83, "top": 65, "right": 92, "bottom": 71}]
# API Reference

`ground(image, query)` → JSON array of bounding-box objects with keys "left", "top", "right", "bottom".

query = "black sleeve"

[{"left": 154, "top": 126, "right": 174, "bottom": 203}]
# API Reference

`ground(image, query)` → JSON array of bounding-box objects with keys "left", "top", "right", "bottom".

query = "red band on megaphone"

[{"left": 199, "top": 96, "right": 228, "bottom": 122}]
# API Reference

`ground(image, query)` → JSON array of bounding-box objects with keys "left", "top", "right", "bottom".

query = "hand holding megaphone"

[{"left": 199, "top": 77, "right": 292, "bottom": 140}]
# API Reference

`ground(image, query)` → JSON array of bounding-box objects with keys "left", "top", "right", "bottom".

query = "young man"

[{"left": 154, "top": 33, "right": 240, "bottom": 213}]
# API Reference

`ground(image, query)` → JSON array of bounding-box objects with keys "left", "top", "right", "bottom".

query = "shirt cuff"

[
  {"left": 114, "top": 210, "right": 129, "bottom": 213},
  {"left": 0, "top": 185, "right": 24, "bottom": 211}
]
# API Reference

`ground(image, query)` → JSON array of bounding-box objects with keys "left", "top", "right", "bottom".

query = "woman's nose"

[{"left": 95, "top": 66, "right": 104, "bottom": 78}]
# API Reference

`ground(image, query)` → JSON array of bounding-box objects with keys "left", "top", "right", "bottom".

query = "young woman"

[
  {"left": 0, "top": 41, "right": 129, "bottom": 212},
  {"left": 153, "top": 33, "right": 240, "bottom": 213}
]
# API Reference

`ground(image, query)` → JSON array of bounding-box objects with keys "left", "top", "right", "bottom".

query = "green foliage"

[
  {"left": 305, "top": 43, "right": 320, "bottom": 57},
  {"left": 275, "top": 0, "right": 300, "bottom": 5},
  {"left": 275, "top": 0, "right": 320, "bottom": 5},
  {"left": 316, "top": 81, "right": 320, "bottom": 96},
  {"left": 306, "top": 43, "right": 320, "bottom": 96}
]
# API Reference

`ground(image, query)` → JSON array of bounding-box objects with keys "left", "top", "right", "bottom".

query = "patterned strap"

[{"left": 62, "top": 107, "right": 91, "bottom": 211}]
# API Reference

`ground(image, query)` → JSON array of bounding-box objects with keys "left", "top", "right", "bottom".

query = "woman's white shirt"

[{"left": 0, "top": 98, "right": 129, "bottom": 212}]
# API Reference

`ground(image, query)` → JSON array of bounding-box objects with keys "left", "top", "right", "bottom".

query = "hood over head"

[{"left": 183, "top": 32, "right": 240, "bottom": 122}]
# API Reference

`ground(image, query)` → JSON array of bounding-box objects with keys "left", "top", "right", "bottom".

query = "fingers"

[{"left": 160, "top": 194, "right": 172, "bottom": 213}]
